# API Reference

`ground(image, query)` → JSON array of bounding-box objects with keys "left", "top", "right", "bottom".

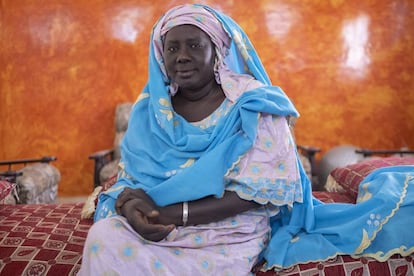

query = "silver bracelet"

[{"left": 182, "top": 201, "right": 189, "bottom": 226}]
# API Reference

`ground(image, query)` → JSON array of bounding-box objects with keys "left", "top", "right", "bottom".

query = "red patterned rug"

[{"left": 0, "top": 203, "right": 92, "bottom": 276}]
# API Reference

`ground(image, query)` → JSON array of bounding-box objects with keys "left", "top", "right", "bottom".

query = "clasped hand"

[{"left": 115, "top": 188, "right": 175, "bottom": 242}]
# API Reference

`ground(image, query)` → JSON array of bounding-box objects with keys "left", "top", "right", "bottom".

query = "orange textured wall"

[{"left": 1, "top": 0, "right": 413, "bottom": 196}]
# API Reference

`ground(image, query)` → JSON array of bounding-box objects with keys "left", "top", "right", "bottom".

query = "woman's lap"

[{"left": 79, "top": 210, "right": 270, "bottom": 276}]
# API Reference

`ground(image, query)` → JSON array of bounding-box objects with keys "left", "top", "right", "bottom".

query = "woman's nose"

[{"left": 176, "top": 47, "right": 191, "bottom": 63}]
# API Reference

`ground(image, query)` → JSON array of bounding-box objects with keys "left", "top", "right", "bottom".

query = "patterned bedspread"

[
  {"left": 1, "top": 197, "right": 413, "bottom": 276},
  {"left": 0, "top": 203, "right": 92, "bottom": 276}
]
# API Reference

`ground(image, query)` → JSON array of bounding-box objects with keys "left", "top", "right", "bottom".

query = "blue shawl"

[{"left": 95, "top": 4, "right": 302, "bottom": 210}]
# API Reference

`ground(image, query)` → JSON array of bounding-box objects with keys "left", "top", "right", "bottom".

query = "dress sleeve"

[{"left": 225, "top": 114, "right": 303, "bottom": 209}]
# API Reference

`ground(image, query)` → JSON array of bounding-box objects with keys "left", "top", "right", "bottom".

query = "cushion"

[
  {"left": 99, "top": 160, "right": 119, "bottom": 185},
  {"left": 114, "top": 103, "right": 133, "bottom": 159},
  {"left": 81, "top": 174, "right": 117, "bottom": 219},
  {"left": 329, "top": 156, "right": 414, "bottom": 199},
  {"left": 0, "top": 180, "right": 15, "bottom": 201},
  {"left": 313, "top": 191, "right": 355, "bottom": 204},
  {"left": 17, "top": 163, "right": 61, "bottom": 204}
]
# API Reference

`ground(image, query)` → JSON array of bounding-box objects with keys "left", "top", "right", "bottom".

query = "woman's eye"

[
  {"left": 167, "top": 47, "right": 177, "bottom": 53},
  {"left": 191, "top": 44, "right": 201, "bottom": 48}
]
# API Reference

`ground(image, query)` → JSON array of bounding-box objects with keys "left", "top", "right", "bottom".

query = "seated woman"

[{"left": 79, "top": 4, "right": 414, "bottom": 275}]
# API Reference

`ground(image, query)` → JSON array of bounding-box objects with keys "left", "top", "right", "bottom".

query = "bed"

[{"left": 1, "top": 155, "right": 413, "bottom": 275}]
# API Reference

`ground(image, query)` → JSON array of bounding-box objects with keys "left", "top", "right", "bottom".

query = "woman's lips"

[{"left": 176, "top": 69, "right": 195, "bottom": 78}]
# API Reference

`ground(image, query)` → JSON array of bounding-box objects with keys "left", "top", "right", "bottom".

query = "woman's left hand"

[
  {"left": 120, "top": 198, "right": 175, "bottom": 241},
  {"left": 115, "top": 188, "right": 175, "bottom": 241}
]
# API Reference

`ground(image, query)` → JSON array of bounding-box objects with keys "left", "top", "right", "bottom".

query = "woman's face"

[{"left": 163, "top": 24, "right": 216, "bottom": 92}]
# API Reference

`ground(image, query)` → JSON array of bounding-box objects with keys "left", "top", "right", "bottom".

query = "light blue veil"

[{"left": 96, "top": 3, "right": 303, "bottom": 209}]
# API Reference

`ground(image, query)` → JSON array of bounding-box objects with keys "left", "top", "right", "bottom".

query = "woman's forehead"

[{"left": 164, "top": 24, "right": 210, "bottom": 42}]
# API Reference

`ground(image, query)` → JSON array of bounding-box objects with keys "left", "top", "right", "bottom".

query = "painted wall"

[{"left": 1, "top": 0, "right": 413, "bottom": 196}]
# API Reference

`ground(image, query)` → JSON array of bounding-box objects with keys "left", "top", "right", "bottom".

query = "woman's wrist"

[
  {"left": 119, "top": 198, "right": 138, "bottom": 218},
  {"left": 158, "top": 203, "right": 183, "bottom": 226}
]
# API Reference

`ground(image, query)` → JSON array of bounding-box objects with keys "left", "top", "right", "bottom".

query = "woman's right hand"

[
  {"left": 115, "top": 187, "right": 154, "bottom": 214},
  {"left": 116, "top": 188, "right": 175, "bottom": 241}
]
